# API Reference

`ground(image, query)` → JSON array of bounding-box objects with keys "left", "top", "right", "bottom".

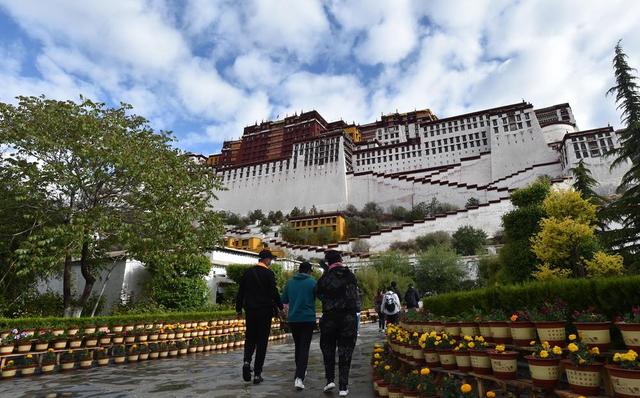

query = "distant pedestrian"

[
  {"left": 390, "top": 281, "right": 401, "bottom": 298},
  {"left": 281, "top": 262, "right": 317, "bottom": 391},
  {"left": 382, "top": 287, "right": 401, "bottom": 325},
  {"left": 316, "top": 250, "right": 360, "bottom": 397},
  {"left": 236, "top": 249, "right": 284, "bottom": 385},
  {"left": 374, "top": 290, "right": 385, "bottom": 331},
  {"left": 404, "top": 284, "right": 420, "bottom": 311}
]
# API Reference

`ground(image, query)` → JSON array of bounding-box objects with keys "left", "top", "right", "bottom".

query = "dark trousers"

[
  {"left": 320, "top": 313, "right": 357, "bottom": 390},
  {"left": 290, "top": 322, "right": 315, "bottom": 380},
  {"left": 386, "top": 313, "right": 399, "bottom": 325},
  {"left": 377, "top": 311, "right": 385, "bottom": 329},
  {"left": 243, "top": 308, "right": 273, "bottom": 375}
]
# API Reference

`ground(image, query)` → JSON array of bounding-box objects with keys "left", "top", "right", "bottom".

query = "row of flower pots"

[{"left": 1, "top": 331, "right": 290, "bottom": 379}]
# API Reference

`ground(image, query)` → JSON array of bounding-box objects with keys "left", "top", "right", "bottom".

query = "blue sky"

[{"left": 1, "top": 1, "right": 639, "bottom": 155}]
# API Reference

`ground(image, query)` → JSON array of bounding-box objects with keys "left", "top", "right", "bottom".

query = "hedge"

[
  {"left": 0, "top": 310, "right": 237, "bottom": 330},
  {"left": 421, "top": 276, "right": 640, "bottom": 318}
]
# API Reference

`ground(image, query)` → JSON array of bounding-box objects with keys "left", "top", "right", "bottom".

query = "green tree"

[
  {"left": 604, "top": 41, "right": 640, "bottom": 265},
  {"left": 415, "top": 231, "right": 452, "bottom": 251},
  {"left": 570, "top": 160, "right": 602, "bottom": 204},
  {"left": 371, "top": 250, "right": 413, "bottom": 276},
  {"left": 361, "top": 202, "right": 384, "bottom": 221},
  {"left": 465, "top": 197, "right": 480, "bottom": 208},
  {"left": 248, "top": 209, "right": 265, "bottom": 223},
  {"left": 498, "top": 178, "right": 550, "bottom": 282},
  {"left": 415, "top": 245, "right": 465, "bottom": 296},
  {"left": 0, "top": 96, "right": 224, "bottom": 316},
  {"left": 452, "top": 226, "right": 487, "bottom": 256},
  {"left": 389, "top": 205, "right": 409, "bottom": 221}
]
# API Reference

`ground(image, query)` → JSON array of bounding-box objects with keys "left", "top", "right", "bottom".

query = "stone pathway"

[{"left": 0, "top": 324, "right": 381, "bottom": 398}]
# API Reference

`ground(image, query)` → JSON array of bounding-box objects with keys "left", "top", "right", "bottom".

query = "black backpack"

[{"left": 384, "top": 294, "right": 396, "bottom": 312}]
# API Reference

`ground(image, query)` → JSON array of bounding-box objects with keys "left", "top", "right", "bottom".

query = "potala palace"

[{"left": 197, "top": 101, "right": 628, "bottom": 257}]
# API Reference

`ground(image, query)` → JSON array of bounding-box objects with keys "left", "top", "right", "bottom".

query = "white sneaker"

[
  {"left": 323, "top": 382, "right": 336, "bottom": 392},
  {"left": 339, "top": 390, "right": 349, "bottom": 397},
  {"left": 294, "top": 378, "right": 305, "bottom": 390}
]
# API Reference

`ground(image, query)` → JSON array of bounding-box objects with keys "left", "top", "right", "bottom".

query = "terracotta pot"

[
  {"left": 535, "top": 321, "right": 566, "bottom": 346},
  {"left": 188, "top": 347, "right": 197, "bottom": 353},
  {"left": 562, "top": 360, "right": 602, "bottom": 396},
  {"left": 423, "top": 349, "right": 440, "bottom": 367},
  {"left": 575, "top": 322, "right": 611, "bottom": 351},
  {"left": 437, "top": 349, "right": 457, "bottom": 370},
  {"left": 488, "top": 350, "right": 518, "bottom": 380},
  {"left": 488, "top": 321, "right": 512, "bottom": 344},
  {"left": 606, "top": 364, "right": 640, "bottom": 398},
  {"left": 52, "top": 328, "right": 65, "bottom": 336},
  {"left": 41, "top": 363, "right": 56, "bottom": 373},
  {"left": 478, "top": 322, "right": 493, "bottom": 342},
  {"left": 617, "top": 323, "right": 640, "bottom": 351},
  {"left": 455, "top": 351, "right": 472, "bottom": 372},
  {"left": 510, "top": 322, "right": 536, "bottom": 347},
  {"left": 526, "top": 356, "right": 561, "bottom": 390},
  {"left": 459, "top": 322, "right": 480, "bottom": 337},
  {"left": 179, "top": 348, "right": 188, "bottom": 355},
  {"left": 20, "top": 366, "right": 36, "bottom": 376},
  {"left": 137, "top": 334, "right": 148, "bottom": 342},
  {"left": 470, "top": 350, "right": 492, "bottom": 375}
]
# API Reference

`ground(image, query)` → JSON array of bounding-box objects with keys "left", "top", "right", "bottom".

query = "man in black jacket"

[
  {"left": 236, "top": 249, "right": 283, "bottom": 384},
  {"left": 404, "top": 284, "right": 420, "bottom": 311},
  {"left": 316, "top": 250, "right": 360, "bottom": 397}
]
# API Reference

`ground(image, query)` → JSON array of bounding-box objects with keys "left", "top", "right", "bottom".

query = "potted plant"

[
  {"left": 525, "top": 340, "right": 563, "bottom": 390},
  {"left": 82, "top": 325, "right": 96, "bottom": 335},
  {"left": 488, "top": 344, "right": 518, "bottom": 380},
  {"left": 148, "top": 342, "right": 159, "bottom": 359},
  {"left": 158, "top": 328, "right": 168, "bottom": 341},
  {"left": 563, "top": 334, "right": 603, "bottom": 396},
  {"left": 434, "top": 333, "right": 457, "bottom": 370},
  {"left": 573, "top": 308, "right": 611, "bottom": 350},
  {"left": 127, "top": 344, "right": 140, "bottom": 362},
  {"left": 608, "top": 349, "right": 640, "bottom": 398},
  {"left": 402, "top": 370, "right": 420, "bottom": 398},
  {"left": 97, "top": 331, "right": 111, "bottom": 346},
  {"left": 487, "top": 309, "right": 511, "bottom": 344},
  {"left": 84, "top": 333, "right": 98, "bottom": 348},
  {"left": 41, "top": 349, "right": 57, "bottom": 373},
  {"left": 530, "top": 300, "right": 567, "bottom": 346},
  {"left": 113, "top": 345, "right": 126, "bottom": 364},
  {"left": 416, "top": 367, "right": 437, "bottom": 398},
  {"left": 111, "top": 322, "right": 124, "bottom": 333},
  {"left": 69, "top": 334, "right": 83, "bottom": 349},
  {"left": 158, "top": 342, "right": 169, "bottom": 358},
  {"left": 0, "top": 331, "right": 16, "bottom": 354},
  {"left": 66, "top": 325, "right": 80, "bottom": 336},
  {"left": 177, "top": 340, "right": 188, "bottom": 355},
  {"left": 138, "top": 343, "right": 149, "bottom": 361},
  {"left": 97, "top": 324, "right": 109, "bottom": 333},
  {"left": 468, "top": 336, "right": 492, "bottom": 375},
  {"left": 123, "top": 330, "right": 136, "bottom": 344},
  {"left": 52, "top": 334, "right": 68, "bottom": 350},
  {"left": 617, "top": 307, "right": 640, "bottom": 351},
  {"left": 441, "top": 376, "right": 475, "bottom": 398},
  {"left": 509, "top": 310, "right": 536, "bottom": 347},
  {"left": 443, "top": 316, "right": 461, "bottom": 338},
  {"left": 34, "top": 331, "right": 54, "bottom": 351},
  {"left": 388, "top": 370, "right": 404, "bottom": 398},
  {"left": 18, "top": 354, "right": 37, "bottom": 376},
  {"left": 168, "top": 342, "right": 179, "bottom": 356},
  {"left": 459, "top": 310, "right": 481, "bottom": 337},
  {"left": 95, "top": 347, "right": 109, "bottom": 366},
  {"left": 1, "top": 360, "right": 17, "bottom": 379},
  {"left": 372, "top": 358, "right": 388, "bottom": 397},
  {"left": 51, "top": 325, "right": 65, "bottom": 336},
  {"left": 15, "top": 331, "right": 33, "bottom": 353},
  {"left": 453, "top": 336, "right": 473, "bottom": 372},
  {"left": 189, "top": 338, "right": 199, "bottom": 353},
  {"left": 77, "top": 348, "right": 93, "bottom": 369},
  {"left": 60, "top": 349, "right": 76, "bottom": 371}
]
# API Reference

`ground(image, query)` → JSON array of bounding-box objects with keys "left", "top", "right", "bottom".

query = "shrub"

[
  {"left": 414, "top": 245, "right": 465, "bottom": 296},
  {"left": 415, "top": 231, "right": 452, "bottom": 251},
  {"left": 421, "top": 275, "right": 640, "bottom": 319},
  {"left": 452, "top": 226, "right": 487, "bottom": 256}
]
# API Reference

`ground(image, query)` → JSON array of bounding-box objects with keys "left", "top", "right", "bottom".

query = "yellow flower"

[
  {"left": 420, "top": 367, "right": 431, "bottom": 376},
  {"left": 577, "top": 396, "right": 586, "bottom": 398},
  {"left": 454, "top": 346, "right": 460, "bottom": 351},
  {"left": 413, "top": 332, "right": 418, "bottom": 337},
  {"left": 460, "top": 383, "right": 472, "bottom": 393},
  {"left": 464, "top": 335, "right": 472, "bottom": 341},
  {"left": 568, "top": 334, "right": 577, "bottom": 341},
  {"left": 590, "top": 347, "right": 600, "bottom": 355},
  {"left": 449, "top": 340, "right": 456, "bottom": 345},
  {"left": 567, "top": 343, "right": 578, "bottom": 353},
  {"left": 468, "top": 342, "right": 475, "bottom": 349},
  {"left": 47, "top": 348, "right": 54, "bottom": 352},
  {"left": 476, "top": 336, "right": 485, "bottom": 342},
  {"left": 552, "top": 346, "right": 563, "bottom": 355},
  {"left": 26, "top": 354, "right": 33, "bottom": 359},
  {"left": 412, "top": 370, "right": 419, "bottom": 375},
  {"left": 495, "top": 344, "right": 505, "bottom": 353},
  {"left": 613, "top": 353, "right": 622, "bottom": 362},
  {"left": 7, "top": 360, "right": 14, "bottom": 366},
  {"left": 539, "top": 350, "right": 549, "bottom": 358},
  {"left": 579, "top": 358, "right": 586, "bottom": 365},
  {"left": 384, "top": 365, "right": 391, "bottom": 371},
  {"left": 374, "top": 353, "right": 381, "bottom": 359},
  {"left": 435, "top": 336, "right": 442, "bottom": 341},
  {"left": 486, "top": 391, "right": 496, "bottom": 398},
  {"left": 529, "top": 340, "right": 536, "bottom": 346}
]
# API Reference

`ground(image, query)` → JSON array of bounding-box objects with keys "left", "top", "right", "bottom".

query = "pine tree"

[
  {"left": 570, "top": 160, "right": 601, "bottom": 203},
  {"left": 605, "top": 40, "right": 640, "bottom": 259}
]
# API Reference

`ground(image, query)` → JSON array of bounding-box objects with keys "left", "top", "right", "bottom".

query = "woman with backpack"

[{"left": 381, "top": 287, "right": 401, "bottom": 325}]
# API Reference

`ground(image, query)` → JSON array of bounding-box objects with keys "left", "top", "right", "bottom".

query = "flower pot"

[
  {"left": 179, "top": 348, "right": 188, "bottom": 355},
  {"left": 526, "top": 356, "right": 561, "bottom": 390},
  {"left": 69, "top": 339, "right": 82, "bottom": 349},
  {"left": 137, "top": 334, "right": 148, "bottom": 342},
  {"left": 412, "top": 347, "right": 424, "bottom": 363},
  {"left": 53, "top": 340, "right": 67, "bottom": 349},
  {"left": 455, "top": 351, "right": 472, "bottom": 372},
  {"left": 112, "top": 325, "right": 124, "bottom": 333},
  {"left": 444, "top": 323, "right": 461, "bottom": 338},
  {"left": 85, "top": 338, "right": 98, "bottom": 348},
  {"left": 149, "top": 334, "right": 159, "bottom": 341},
  {"left": 17, "top": 343, "right": 32, "bottom": 353},
  {"left": 60, "top": 361, "right": 75, "bottom": 371},
  {"left": 139, "top": 353, "right": 149, "bottom": 361},
  {"left": 0, "top": 345, "right": 14, "bottom": 355},
  {"left": 169, "top": 350, "right": 178, "bottom": 356},
  {"left": 606, "top": 364, "right": 640, "bottom": 398},
  {"left": 197, "top": 346, "right": 204, "bottom": 352},
  {"left": 159, "top": 351, "right": 168, "bottom": 358},
  {"left": 535, "top": 321, "right": 566, "bottom": 346},
  {"left": 167, "top": 333, "right": 176, "bottom": 339},
  {"left": 562, "top": 360, "right": 602, "bottom": 396},
  {"left": 35, "top": 342, "right": 49, "bottom": 351},
  {"left": 437, "top": 349, "right": 457, "bottom": 370},
  {"left": 575, "top": 322, "right": 611, "bottom": 351},
  {"left": 510, "top": 322, "right": 536, "bottom": 347},
  {"left": 175, "top": 332, "right": 184, "bottom": 339},
  {"left": 80, "top": 359, "right": 93, "bottom": 369},
  {"left": 1, "top": 369, "right": 17, "bottom": 378},
  {"left": 125, "top": 336, "right": 135, "bottom": 344},
  {"left": 459, "top": 322, "right": 480, "bottom": 337},
  {"left": 617, "top": 322, "right": 640, "bottom": 351},
  {"left": 388, "top": 386, "right": 402, "bottom": 398},
  {"left": 124, "top": 325, "right": 134, "bottom": 332},
  {"left": 403, "top": 391, "right": 419, "bottom": 398},
  {"left": 423, "top": 349, "right": 440, "bottom": 367},
  {"left": 488, "top": 321, "right": 512, "bottom": 344},
  {"left": 149, "top": 352, "right": 159, "bottom": 359},
  {"left": 112, "top": 336, "right": 124, "bottom": 344},
  {"left": 20, "top": 366, "right": 36, "bottom": 376},
  {"left": 378, "top": 381, "right": 389, "bottom": 397},
  {"left": 188, "top": 347, "right": 197, "bottom": 353},
  {"left": 97, "top": 358, "right": 109, "bottom": 366},
  {"left": 470, "top": 350, "right": 492, "bottom": 375},
  {"left": 488, "top": 350, "right": 518, "bottom": 380},
  {"left": 114, "top": 356, "right": 126, "bottom": 364},
  {"left": 98, "top": 337, "right": 111, "bottom": 345},
  {"left": 41, "top": 363, "right": 56, "bottom": 373},
  {"left": 127, "top": 354, "right": 139, "bottom": 362},
  {"left": 67, "top": 328, "right": 79, "bottom": 336},
  {"left": 52, "top": 328, "right": 65, "bottom": 336}
]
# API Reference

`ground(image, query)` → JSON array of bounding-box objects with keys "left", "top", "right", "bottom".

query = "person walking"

[
  {"left": 316, "top": 250, "right": 360, "bottom": 397},
  {"left": 404, "top": 284, "right": 420, "bottom": 311},
  {"left": 236, "top": 249, "right": 284, "bottom": 384},
  {"left": 382, "top": 287, "right": 401, "bottom": 325},
  {"left": 374, "top": 290, "right": 385, "bottom": 332},
  {"left": 281, "top": 262, "right": 317, "bottom": 391}
]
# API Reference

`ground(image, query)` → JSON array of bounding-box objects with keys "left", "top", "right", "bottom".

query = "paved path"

[{"left": 0, "top": 324, "right": 380, "bottom": 398}]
